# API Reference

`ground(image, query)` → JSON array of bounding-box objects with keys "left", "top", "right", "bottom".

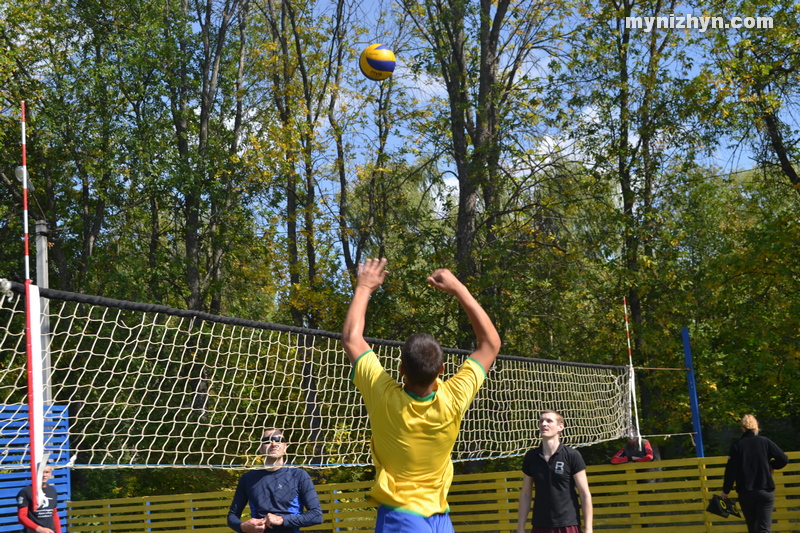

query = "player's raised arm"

[
  {"left": 341, "top": 258, "right": 388, "bottom": 363},
  {"left": 427, "top": 268, "right": 501, "bottom": 373}
]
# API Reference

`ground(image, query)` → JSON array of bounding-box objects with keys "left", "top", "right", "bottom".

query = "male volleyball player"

[
  {"left": 227, "top": 428, "right": 323, "bottom": 533},
  {"left": 517, "top": 410, "right": 593, "bottom": 533},
  {"left": 341, "top": 258, "right": 501, "bottom": 533},
  {"left": 17, "top": 464, "right": 62, "bottom": 533}
]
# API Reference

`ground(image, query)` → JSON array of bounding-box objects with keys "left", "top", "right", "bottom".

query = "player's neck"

[
  {"left": 264, "top": 457, "right": 285, "bottom": 471},
  {"left": 541, "top": 435, "right": 561, "bottom": 455},
  {"left": 403, "top": 381, "right": 435, "bottom": 398}
]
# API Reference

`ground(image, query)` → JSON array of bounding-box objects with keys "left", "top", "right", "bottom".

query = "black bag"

[{"left": 706, "top": 494, "right": 741, "bottom": 518}]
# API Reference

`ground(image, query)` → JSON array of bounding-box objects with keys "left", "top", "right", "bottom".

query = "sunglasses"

[{"left": 261, "top": 435, "right": 286, "bottom": 444}]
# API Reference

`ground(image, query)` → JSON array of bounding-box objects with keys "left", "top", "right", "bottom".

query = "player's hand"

[
  {"left": 720, "top": 492, "right": 729, "bottom": 499},
  {"left": 240, "top": 517, "right": 267, "bottom": 532},
  {"left": 266, "top": 513, "right": 284, "bottom": 527},
  {"left": 427, "top": 268, "right": 464, "bottom": 295},
  {"left": 35, "top": 527, "right": 55, "bottom": 533},
  {"left": 357, "top": 258, "right": 388, "bottom": 293}
]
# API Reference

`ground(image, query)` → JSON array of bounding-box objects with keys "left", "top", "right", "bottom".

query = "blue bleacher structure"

[{"left": 1, "top": 405, "right": 71, "bottom": 533}]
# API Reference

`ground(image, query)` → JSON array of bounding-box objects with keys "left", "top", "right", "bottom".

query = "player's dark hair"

[{"left": 401, "top": 333, "right": 444, "bottom": 387}]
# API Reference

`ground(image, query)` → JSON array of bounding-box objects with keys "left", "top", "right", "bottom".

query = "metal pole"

[
  {"left": 36, "top": 220, "right": 52, "bottom": 404},
  {"left": 682, "top": 327, "right": 705, "bottom": 457}
]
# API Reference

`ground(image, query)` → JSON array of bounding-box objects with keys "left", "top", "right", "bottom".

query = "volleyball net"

[{"left": 0, "top": 279, "right": 632, "bottom": 469}]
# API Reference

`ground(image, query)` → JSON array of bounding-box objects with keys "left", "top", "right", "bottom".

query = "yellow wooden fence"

[{"left": 67, "top": 452, "right": 800, "bottom": 532}]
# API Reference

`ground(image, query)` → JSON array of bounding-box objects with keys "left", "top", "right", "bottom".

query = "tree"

[
  {"left": 0, "top": 0, "right": 285, "bottom": 317},
  {"left": 700, "top": 0, "right": 800, "bottom": 196},
  {"left": 559, "top": 0, "right": 711, "bottom": 418},
  {"left": 395, "top": 0, "right": 573, "bottom": 347}
]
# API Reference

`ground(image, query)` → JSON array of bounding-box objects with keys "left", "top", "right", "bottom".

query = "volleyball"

[{"left": 359, "top": 44, "right": 396, "bottom": 81}]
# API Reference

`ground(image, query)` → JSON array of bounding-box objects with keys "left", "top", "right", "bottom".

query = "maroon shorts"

[{"left": 531, "top": 527, "right": 582, "bottom": 533}]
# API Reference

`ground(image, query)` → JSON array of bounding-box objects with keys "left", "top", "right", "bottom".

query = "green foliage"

[
  {"left": 2, "top": 0, "right": 800, "bottom": 499},
  {"left": 71, "top": 468, "right": 243, "bottom": 500},
  {"left": 699, "top": 0, "right": 800, "bottom": 192}
]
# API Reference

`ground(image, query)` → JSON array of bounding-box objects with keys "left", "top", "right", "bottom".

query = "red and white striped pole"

[
  {"left": 21, "top": 102, "right": 31, "bottom": 281},
  {"left": 623, "top": 296, "right": 633, "bottom": 367},
  {"left": 21, "top": 101, "right": 39, "bottom": 510}
]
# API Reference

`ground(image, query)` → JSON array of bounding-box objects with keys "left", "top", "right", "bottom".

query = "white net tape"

[{"left": 0, "top": 281, "right": 631, "bottom": 469}]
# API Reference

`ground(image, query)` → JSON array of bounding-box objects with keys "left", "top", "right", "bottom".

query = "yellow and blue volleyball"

[{"left": 359, "top": 44, "right": 396, "bottom": 81}]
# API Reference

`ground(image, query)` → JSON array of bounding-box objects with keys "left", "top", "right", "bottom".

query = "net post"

[
  {"left": 682, "top": 327, "right": 705, "bottom": 458},
  {"left": 20, "top": 100, "right": 42, "bottom": 510},
  {"left": 36, "top": 220, "right": 52, "bottom": 404},
  {"left": 623, "top": 297, "right": 640, "bottom": 441}
]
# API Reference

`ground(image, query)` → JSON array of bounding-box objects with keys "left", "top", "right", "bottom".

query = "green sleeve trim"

[
  {"left": 467, "top": 356, "right": 487, "bottom": 378},
  {"left": 350, "top": 349, "right": 373, "bottom": 381}
]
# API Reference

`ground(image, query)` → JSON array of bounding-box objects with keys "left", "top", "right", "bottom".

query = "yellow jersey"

[{"left": 352, "top": 349, "right": 486, "bottom": 516}]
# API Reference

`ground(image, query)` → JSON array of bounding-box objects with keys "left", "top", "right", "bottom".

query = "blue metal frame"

[
  {"left": 682, "top": 327, "right": 705, "bottom": 458},
  {"left": 0, "top": 405, "right": 71, "bottom": 533}
]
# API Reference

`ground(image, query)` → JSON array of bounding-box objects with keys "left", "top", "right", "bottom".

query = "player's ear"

[
  {"left": 399, "top": 364, "right": 406, "bottom": 376},
  {"left": 438, "top": 363, "right": 445, "bottom": 375}
]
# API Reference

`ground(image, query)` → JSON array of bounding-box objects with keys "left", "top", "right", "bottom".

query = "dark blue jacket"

[{"left": 227, "top": 467, "right": 322, "bottom": 532}]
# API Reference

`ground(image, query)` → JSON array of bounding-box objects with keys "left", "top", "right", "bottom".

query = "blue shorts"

[{"left": 375, "top": 505, "right": 455, "bottom": 533}]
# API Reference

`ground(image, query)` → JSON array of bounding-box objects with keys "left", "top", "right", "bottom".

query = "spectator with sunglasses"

[{"left": 227, "top": 428, "right": 322, "bottom": 533}]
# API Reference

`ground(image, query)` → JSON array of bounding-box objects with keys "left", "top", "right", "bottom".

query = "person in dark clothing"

[
  {"left": 610, "top": 428, "right": 655, "bottom": 464},
  {"left": 16, "top": 464, "right": 62, "bottom": 533},
  {"left": 227, "top": 428, "right": 323, "bottom": 533},
  {"left": 720, "top": 414, "right": 789, "bottom": 533},
  {"left": 517, "top": 410, "right": 593, "bottom": 533}
]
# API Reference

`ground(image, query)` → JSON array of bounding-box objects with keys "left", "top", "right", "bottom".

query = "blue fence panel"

[{"left": 0, "top": 405, "right": 71, "bottom": 533}]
